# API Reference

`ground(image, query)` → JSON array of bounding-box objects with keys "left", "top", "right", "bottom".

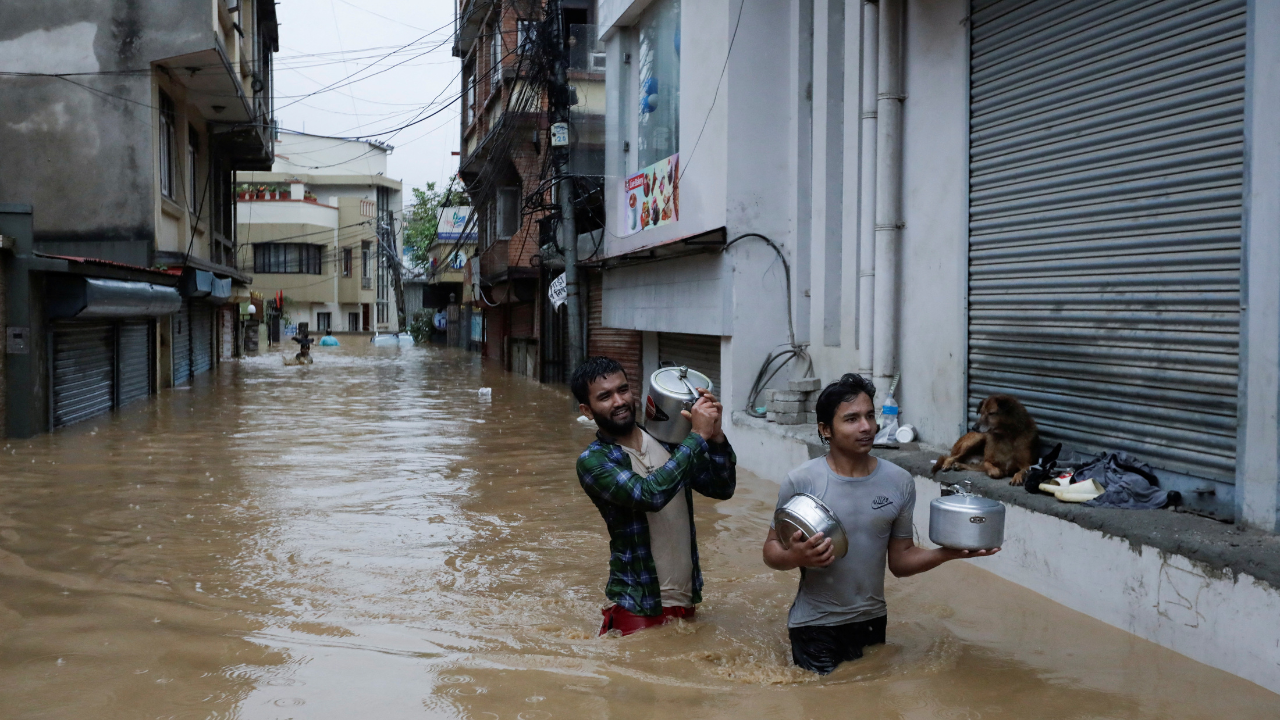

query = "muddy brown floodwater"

[{"left": 0, "top": 343, "right": 1276, "bottom": 719}]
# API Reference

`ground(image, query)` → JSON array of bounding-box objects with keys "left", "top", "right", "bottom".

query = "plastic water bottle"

[{"left": 875, "top": 395, "right": 900, "bottom": 444}]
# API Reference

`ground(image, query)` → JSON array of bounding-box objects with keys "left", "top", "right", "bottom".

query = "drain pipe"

[
  {"left": 871, "top": 0, "right": 903, "bottom": 397},
  {"left": 856, "top": 0, "right": 878, "bottom": 376}
]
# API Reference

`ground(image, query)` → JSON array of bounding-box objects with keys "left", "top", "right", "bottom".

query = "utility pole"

[{"left": 549, "top": 0, "right": 584, "bottom": 371}]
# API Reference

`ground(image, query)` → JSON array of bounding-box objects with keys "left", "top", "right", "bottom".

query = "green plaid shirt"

[{"left": 576, "top": 430, "right": 737, "bottom": 616}]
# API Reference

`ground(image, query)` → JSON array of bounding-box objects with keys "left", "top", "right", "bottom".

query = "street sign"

[
  {"left": 548, "top": 273, "right": 567, "bottom": 310},
  {"left": 550, "top": 122, "right": 569, "bottom": 147}
]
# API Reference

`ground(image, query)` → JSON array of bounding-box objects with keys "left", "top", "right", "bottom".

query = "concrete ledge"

[{"left": 877, "top": 445, "right": 1280, "bottom": 593}]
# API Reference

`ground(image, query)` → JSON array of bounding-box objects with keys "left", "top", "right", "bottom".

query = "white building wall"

[{"left": 896, "top": 0, "right": 971, "bottom": 444}]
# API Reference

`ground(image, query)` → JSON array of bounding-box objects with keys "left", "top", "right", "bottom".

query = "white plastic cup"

[{"left": 895, "top": 424, "right": 916, "bottom": 443}]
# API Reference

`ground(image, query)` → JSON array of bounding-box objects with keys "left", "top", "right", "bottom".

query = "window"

[
  {"left": 490, "top": 23, "right": 502, "bottom": 90},
  {"left": 496, "top": 187, "right": 520, "bottom": 239},
  {"left": 636, "top": 0, "right": 680, "bottom": 169},
  {"left": 463, "top": 61, "right": 476, "bottom": 126},
  {"left": 316, "top": 312, "right": 331, "bottom": 333},
  {"left": 518, "top": 20, "right": 538, "bottom": 53},
  {"left": 187, "top": 125, "right": 199, "bottom": 213},
  {"left": 361, "top": 242, "right": 371, "bottom": 278},
  {"left": 343, "top": 247, "right": 352, "bottom": 277},
  {"left": 348, "top": 311, "right": 360, "bottom": 332},
  {"left": 252, "top": 243, "right": 323, "bottom": 274},
  {"left": 158, "top": 91, "right": 176, "bottom": 199}
]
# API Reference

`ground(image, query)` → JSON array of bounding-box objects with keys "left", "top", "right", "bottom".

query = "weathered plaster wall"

[
  {"left": 912, "top": 475, "right": 1280, "bottom": 695},
  {"left": 0, "top": 1, "right": 211, "bottom": 266}
]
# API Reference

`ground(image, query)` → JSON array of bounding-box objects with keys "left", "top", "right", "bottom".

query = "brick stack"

[{"left": 766, "top": 377, "right": 823, "bottom": 425}]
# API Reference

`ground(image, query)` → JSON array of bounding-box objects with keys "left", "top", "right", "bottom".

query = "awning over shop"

[
  {"left": 46, "top": 276, "right": 182, "bottom": 319},
  {"left": 179, "top": 268, "right": 233, "bottom": 303}
]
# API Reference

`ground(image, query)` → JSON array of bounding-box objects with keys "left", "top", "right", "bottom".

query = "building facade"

[
  {"left": 455, "top": 0, "right": 614, "bottom": 381},
  {"left": 236, "top": 133, "right": 403, "bottom": 339},
  {"left": 593, "top": 0, "right": 1280, "bottom": 692},
  {"left": 596, "top": 0, "right": 1278, "bottom": 531},
  {"left": 0, "top": 0, "right": 278, "bottom": 437}
]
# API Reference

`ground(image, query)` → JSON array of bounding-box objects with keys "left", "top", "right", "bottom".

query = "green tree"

[{"left": 402, "top": 179, "right": 466, "bottom": 271}]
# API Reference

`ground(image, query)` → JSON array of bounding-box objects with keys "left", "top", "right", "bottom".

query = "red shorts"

[{"left": 599, "top": 604, "right": 695, "bottom": 636}]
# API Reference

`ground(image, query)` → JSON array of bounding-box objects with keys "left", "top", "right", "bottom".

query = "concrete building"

[
  {"left": 0, "top": 0, "right": 278, "bottom": 436},
  {"left": 595, "top": 0, "right": 1280, "bottom": 693},
  {"left": 404, "top": 205, "right": 476, "bottom": 344},
  {"left": 236, "top": 133, "right": 403, "bottom": 337},
  {"left": 455, "top": 0, "right": 612, "bottom": 381}
]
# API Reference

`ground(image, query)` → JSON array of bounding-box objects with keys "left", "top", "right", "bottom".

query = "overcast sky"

[{"left": 273, "top": 0, "right": 461, "bottom": 198}]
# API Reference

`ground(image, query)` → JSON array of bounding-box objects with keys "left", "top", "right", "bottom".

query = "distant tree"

[{"left": 402, "top": 178, "right": 466, "bottom": 271}]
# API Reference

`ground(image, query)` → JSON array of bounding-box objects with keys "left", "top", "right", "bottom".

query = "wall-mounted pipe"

[
  {"left": 871, "top": 0, "right": 903, "bottom": 395},
  {"left": 856, "top": 0, "right": 878, "bottom": 376}
]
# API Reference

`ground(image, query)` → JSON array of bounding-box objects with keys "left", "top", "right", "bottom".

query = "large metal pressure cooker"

[
  {"left": 928, "top": 481, "right": 1006, "bottom": 550},
  {"left": 644, "top": 366, "right": 714, "bottom": 444}
]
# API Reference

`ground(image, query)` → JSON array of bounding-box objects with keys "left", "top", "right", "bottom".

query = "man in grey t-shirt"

[{"left": 763, "top": 374, "right": 1000, "bottom": 674}]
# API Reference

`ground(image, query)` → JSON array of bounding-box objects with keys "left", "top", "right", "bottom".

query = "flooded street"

[{"left": 0, "top": 344, "right": 1275, "bottom": 719}]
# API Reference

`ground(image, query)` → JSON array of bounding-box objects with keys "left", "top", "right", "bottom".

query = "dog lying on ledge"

[{"left": 932, "top": 394, "right": 1039, "bottom": 486}]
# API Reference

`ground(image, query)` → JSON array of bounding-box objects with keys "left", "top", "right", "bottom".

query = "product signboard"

[
  {"left": 618, "top": 153, "right": 678, "bottom": 237},
  {"left": 437, "top": 206, "right": 477, "bottom": 242}
]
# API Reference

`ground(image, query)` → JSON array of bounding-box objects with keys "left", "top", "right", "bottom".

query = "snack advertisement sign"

[{"left": 619, "top": 153, "right": 678, "bottom": 237}]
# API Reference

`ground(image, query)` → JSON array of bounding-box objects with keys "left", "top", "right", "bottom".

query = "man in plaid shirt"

[{"left": 572, "top": 356, "right": 737, "bottom": 636}]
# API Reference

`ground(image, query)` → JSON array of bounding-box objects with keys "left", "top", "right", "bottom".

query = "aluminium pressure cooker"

[
  {"left": 644, "top": 366, "right": 714, "bottom": 444},
  {"left": 928, "top": 481, "right": 1006, "bottom": 550}
]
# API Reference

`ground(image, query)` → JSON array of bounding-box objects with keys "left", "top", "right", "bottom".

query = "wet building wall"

[{"left": 0, "top": 0, "right": 226, "bottom": 267}]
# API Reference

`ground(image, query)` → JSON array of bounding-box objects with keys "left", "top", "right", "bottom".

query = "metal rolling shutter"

[
  {"left": 117, "top": 320, "right": 152, "bottom": 407},
  {"left": 191, "top": 301, "right": 214, "bottom": 376},
  {"left": 967, "top": 0, "right": 1245, "bottom": 483},
  {"left": 657, "top": 332, "right": 721, "bottom": 393},
  {"left": 587, "top": 276, "right": 642, "bottom": 386},
  {"left": 50, "top": 321, "right": 115, "bottom": 428},
  {"left": 172, "top": 300, "right": 191, "bottom": 385}
]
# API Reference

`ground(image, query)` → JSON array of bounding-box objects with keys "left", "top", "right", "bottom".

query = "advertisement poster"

[
  {"left": 437, "top": 206, "right": 477, "bottom": 242},
  {"left": 619, "top": 153, "right": 678, "bottom": 237}
]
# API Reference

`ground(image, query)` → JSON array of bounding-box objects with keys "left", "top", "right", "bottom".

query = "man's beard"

[{"left": 593, "top": 404, "right": 636, "bottom": 437}]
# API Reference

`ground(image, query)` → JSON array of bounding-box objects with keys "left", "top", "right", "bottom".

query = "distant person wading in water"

[{"left": 572, "top": 356, "right": 737, "bottom": 636}]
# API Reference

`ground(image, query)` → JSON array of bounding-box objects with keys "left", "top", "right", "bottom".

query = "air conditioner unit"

[{"left": 589, "top": 53, "right": 606, "bottom": 72}]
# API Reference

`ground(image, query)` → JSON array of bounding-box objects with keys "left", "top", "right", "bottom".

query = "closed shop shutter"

[
  {"left": 172, "top": 300, "right": 192, "bottom": 386},
  {"left": 50, "top": 320, "right": 115, "bottom": 428},
  {"left": 191, "top": 301, "right": 214, "bottom": 376},
  {"left": 117, "top": 320, "right": 152, "bottom": 408},
  {"left": 657, "top": 332, "right": 721, "bottom": 393},
  {"left": 967, "top": 0, "right": 1245, "bottom": 484},
  {"left": 587, "top": 275, "right": 642, "bottom": 386}
]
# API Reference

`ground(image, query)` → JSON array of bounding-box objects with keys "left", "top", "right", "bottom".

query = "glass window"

[
  {"left": 463, "top": 62, "right": 476, "bottom": 126},
  {"left": 518, "top": 20, "right": 538, "bottom": 53},
  {"left": 490, "top": 23, "right": 502, "bottom": 90},
  {"left": 636, "top": 0, "right": 680, "bottom": 169},
  {"left": 253, "top": 244, "right": 324, "bottom": 274},
  {"left": 158, "top": 92, "right": 176, "bottom": 199},
  {"left": 187, "top": 125, "right": 199, "bottom": 213}
]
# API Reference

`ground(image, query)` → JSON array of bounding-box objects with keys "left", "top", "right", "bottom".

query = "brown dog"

[{"left": 931, "top": 394, "right": 1039, "bottom": 485}]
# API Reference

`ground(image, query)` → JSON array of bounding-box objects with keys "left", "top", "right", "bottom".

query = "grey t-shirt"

[{"left": 774, "top": 456, "right": 916, "bottom": 627}]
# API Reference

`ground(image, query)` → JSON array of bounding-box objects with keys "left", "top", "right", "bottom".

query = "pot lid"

[
  {"left": 932, "top": 493, "right": 1004, "bottom": 512},
  {"left": 651, "top": 366, "right": 713, "bottom": 397}
]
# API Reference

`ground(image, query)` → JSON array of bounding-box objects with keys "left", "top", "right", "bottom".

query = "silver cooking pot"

[
  {"left": 644, "top": 365, "right": 714, "bottom": 444},
  {"left": 928, "top": 481, "right": 1006, "bottom": 550},
  {"left": 774, "top": 493, "right": 849, "bottom": 560}
]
